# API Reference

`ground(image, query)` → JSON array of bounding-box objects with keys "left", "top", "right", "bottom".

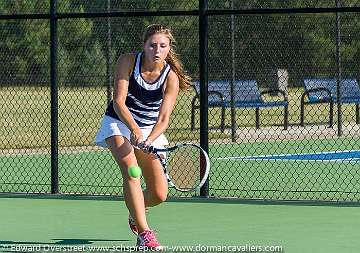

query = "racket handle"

[{"left": 138, "top": 143, "right": 156, "bottom": 153}]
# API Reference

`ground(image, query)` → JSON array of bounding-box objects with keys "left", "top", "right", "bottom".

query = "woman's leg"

[
  {"left": 106, "top": 135, "right": 150, "bottom": 233},
  {"left": 134, "top": 149, "right": 168, "bottom": 207}
]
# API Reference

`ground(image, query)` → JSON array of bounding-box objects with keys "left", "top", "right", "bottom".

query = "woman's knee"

[{"left": 146, "top": 188, "right": 168, "bottom": 205}]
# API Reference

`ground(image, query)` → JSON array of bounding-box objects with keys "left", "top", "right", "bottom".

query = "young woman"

[{"left": 95, "top": 24, "right": 191, "bottom": 248}]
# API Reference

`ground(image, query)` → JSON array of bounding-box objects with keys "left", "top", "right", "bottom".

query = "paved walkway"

[{"left": 212, "top": 122, "right": 360, "bottom": 143}]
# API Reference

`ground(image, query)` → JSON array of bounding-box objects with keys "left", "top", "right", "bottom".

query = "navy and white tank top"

[{"left": 105, "top": 52, "right": 171, "bottom": 127}]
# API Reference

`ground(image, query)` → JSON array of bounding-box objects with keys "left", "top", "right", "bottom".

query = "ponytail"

[{"left": 165, "top": 49, "right": 192, "bottom": 91}]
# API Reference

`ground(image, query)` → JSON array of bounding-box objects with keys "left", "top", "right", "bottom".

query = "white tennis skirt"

[{"left": 94, "top": 115, "right": 169, "bottom": 149}]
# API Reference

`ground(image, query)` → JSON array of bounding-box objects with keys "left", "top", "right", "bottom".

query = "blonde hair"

[{"left": 143, "top": 24, "right": 192, "bottom": 91}]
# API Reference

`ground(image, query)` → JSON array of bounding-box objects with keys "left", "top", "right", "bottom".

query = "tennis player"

[{"left": 95, "top": 24, "right": 191, "bottom": 248}]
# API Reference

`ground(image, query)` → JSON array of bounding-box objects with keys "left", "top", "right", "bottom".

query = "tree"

[
  {"left": 0, "top": 0, "right": 107, "bottom": 86},
  {"left": 0, "top": 1, "right": 50, "bottom": 85},
  {"left": 1, "top": 0, "right": 359, "bottom": 87}
]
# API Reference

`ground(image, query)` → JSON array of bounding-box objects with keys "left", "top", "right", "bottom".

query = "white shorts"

[{"left": 94, "top": 115, "right": 169, "bottom": 149}]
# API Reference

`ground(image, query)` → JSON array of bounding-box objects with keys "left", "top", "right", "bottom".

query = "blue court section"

[{"left": 222, "top": 150, "right": 360, "bottom": 162}]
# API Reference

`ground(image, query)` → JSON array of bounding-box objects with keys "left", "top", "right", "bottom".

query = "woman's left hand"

[
  {"left": 138, "top": 138, "right": 153, "bottom": 153},
  {"left": 143, "top": 138, "right": 153, "bottom": 147}
]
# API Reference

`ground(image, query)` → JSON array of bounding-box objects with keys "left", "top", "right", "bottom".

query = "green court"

[
  {"left": 0, "top": 196, "right": 359, "bottom": 253},
  {"left": 1, "top": 137, "right": 360, "bottom": 252}
]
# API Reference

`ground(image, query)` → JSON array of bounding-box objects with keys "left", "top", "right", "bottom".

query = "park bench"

[
  {"left": 301, "top": 78, "right": 360, "bottom": 127},
  {"left": 191, "top": 80, "right": 289, "bottom": 131}
]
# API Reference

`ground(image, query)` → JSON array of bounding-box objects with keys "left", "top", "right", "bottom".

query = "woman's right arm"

[{"left": 112, "top": 53, "right": 143, "bottom": 145}]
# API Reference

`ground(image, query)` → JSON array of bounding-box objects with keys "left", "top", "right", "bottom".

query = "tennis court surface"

[{"left": 0, "top": 196, "right": 359, "bottom": 253}]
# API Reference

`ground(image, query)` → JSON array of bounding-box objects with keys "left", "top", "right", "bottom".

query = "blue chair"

[
  {"left": 301, "top": 78, "right": 360, "bottom": 127},
  {"left": 191, "top": 80, "right": 289, "bottom": 131}
]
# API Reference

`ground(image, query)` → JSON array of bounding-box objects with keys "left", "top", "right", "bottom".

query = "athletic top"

[{"left": 105, "top": 52, "right": 171, "bottom": 127}]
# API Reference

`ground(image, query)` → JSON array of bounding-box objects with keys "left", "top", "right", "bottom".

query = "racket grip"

[
  {"left": 138, "top": 143, "right": 155, "bottom": 153},
  {"left": 147, "top": 146, "right": 155, "bottom": 153}
]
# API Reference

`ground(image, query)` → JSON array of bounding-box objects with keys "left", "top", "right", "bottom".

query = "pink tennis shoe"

[{"left": 136, "top": 230, "right": 163, "bottom": 250}]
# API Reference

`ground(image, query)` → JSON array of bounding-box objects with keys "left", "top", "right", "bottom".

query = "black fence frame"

[{"left": 1, "top": 0, "right": 359, "bottom": 198}]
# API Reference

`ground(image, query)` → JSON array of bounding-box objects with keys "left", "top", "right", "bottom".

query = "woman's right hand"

[{"left": 130, "top": 128, "right": 143, "bottom": 147}]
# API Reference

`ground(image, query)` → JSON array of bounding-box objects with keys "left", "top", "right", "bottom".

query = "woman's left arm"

[{"left": 144, "top": 71, "right": 180, "bottom": 146}]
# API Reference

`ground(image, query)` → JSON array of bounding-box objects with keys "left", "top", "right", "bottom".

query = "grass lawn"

[{"left": 0, "top": 86, "right": 359, "bottom": 149}]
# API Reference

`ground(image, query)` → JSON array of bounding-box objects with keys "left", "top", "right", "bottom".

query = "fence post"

[
  {"left": 106, "top": 0, "right": 113, "bottom": 103},
  {"left": 50, "top": 0, "right": 59, "bottom": 194},
  {"left": 230, "top": 0, "right": 237, "bottom": 142},
  {"left": 199, "top": 0, "right": 209, "bottom": 198},
  {"left": 335, "top": 0, "right": 342, "bottom": 136}
]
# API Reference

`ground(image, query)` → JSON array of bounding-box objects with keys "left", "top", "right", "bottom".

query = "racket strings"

[{"left": 166, "top": 146, "right": 203, "bottom": 190}]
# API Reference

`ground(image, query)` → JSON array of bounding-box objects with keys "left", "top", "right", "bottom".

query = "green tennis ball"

[{"left": 128, "top": 166, "right": 142, "bottom": 178}]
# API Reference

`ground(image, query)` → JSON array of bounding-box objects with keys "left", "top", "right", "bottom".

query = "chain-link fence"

[{"left": 1, "top": 0, "right": 360, "bottom": 202}]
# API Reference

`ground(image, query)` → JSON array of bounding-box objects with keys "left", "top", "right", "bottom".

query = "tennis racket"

[{"left": 138, "top": 143, "right": 210, "bottom": 192}]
